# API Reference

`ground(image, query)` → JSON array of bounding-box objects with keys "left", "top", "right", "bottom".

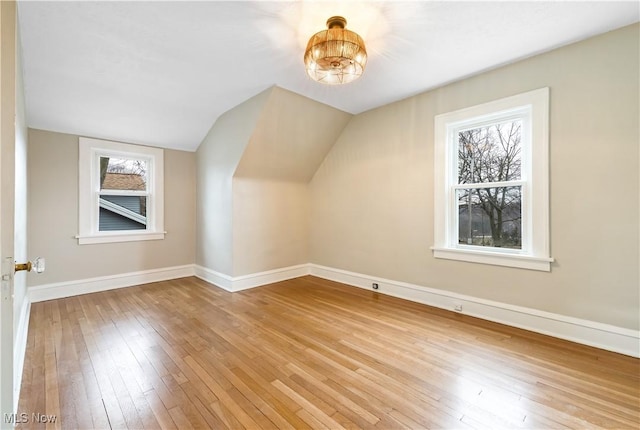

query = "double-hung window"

[
  {"left": 433, "top": 88, "right": 552, "bottom": 271},
  {"left": 78, "top": 137, "right": 165, "bottom": 244}
]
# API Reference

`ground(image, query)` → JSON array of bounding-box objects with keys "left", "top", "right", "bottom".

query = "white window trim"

[
  {"left": 77, "top": 137, "right": 165, "bottom": 245},
  {"left": 432, "top": 88, "right": 553, "bottom": 271}
]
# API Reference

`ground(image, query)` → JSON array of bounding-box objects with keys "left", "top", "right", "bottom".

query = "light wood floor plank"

[{"left": 17, "top": 275, "right": 640, "bottom": 429}]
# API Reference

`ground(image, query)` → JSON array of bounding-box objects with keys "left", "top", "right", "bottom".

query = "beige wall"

[
  {"left": 27, "top": 129, "right": 196, "bottom": 285},
  {"left": 235, "top": 87, "right": 352, "bottom": 182},
  {"left": 310, "top": 24, "right": 639, "bottom": 330},
  {"left": 196, "top": 89, "right": 271, "bottom": 275},
  {"left": 232, "top": 177, "right": 309, "bottom": 275}
]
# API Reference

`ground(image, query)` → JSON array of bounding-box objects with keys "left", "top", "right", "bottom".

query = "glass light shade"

[{"left": 304, "top": 16, "right": 367, "bottom": 85}]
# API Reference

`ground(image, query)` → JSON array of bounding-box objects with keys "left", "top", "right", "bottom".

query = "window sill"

[
  {"left": 76, "top": 231, "right": 166, "bottom": 245},
  {"left": 431, "top": 246, "right": 553, "bottom": 271}
]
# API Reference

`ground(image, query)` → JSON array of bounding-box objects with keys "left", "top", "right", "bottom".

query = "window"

[
  {"left": 78, "top": 137, "right": 164, "bottom": 244},
  {"left": 433, "top": 88, "right": 552, "bottom": 271}
]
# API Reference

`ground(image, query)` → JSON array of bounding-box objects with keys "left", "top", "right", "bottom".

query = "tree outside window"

[{"left": 457, "top": 121, "right": 522, "bottom": 248}]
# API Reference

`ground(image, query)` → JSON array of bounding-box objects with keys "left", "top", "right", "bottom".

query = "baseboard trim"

[
  {"left": 232, "top": 264, "right": 309, "bottom": 291},
  {"left": 28, "top": 264, "right": 196, "bottom": 303},
  {"left": 309, "top": 264, "right": 640, "bottom": 358},
  {"left": 13, "top": 297, "right": 31, "bottom": 413},
  {"left": 194, "top": 264, "right": 309, "bottom": 292},
  {"left": 193, "top": 265, "right": 233, "bottom": 291}
]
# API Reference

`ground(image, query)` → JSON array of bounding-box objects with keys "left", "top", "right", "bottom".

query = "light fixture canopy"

[{"left": 304, "top": 16, "right": 367, "bottom": 85}]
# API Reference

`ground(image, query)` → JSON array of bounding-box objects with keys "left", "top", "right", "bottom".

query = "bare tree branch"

[{"left": 457, "top": 121, "right": 522, "bottom": 248}]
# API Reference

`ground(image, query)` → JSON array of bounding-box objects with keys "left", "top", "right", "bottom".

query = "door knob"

[{"left": 15, "top": 257, "right": 45, "bottom": 273}]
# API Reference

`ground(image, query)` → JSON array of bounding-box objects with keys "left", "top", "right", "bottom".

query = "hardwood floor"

[{"left": 17, "top": 276, "right": 640, "bottom": 429}]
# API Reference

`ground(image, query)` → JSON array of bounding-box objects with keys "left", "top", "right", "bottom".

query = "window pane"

[
  {"left": 99, "top": 195, "right": 147, "bottom": 231},
  {"left": 458, "top": 121, "right": 522, "bottom": 184},
  {"left": 100, "top": 157, "right": 147, "bottom": 191},
  {"left": 457, "top": 186, "right": 521, "bottom": 249}
]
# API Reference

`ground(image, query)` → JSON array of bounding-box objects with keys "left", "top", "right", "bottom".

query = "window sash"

[
  {"left": 448, "top": 116, "right": 530, "bottom": 253},
  {"left": 97, "top": 189, "right": 149, "bottom": 197},
  {"left": 453, "top": 185, "right": 524, "bottom": 251},
  {"left": 93, "top": 152, "right": 153, "bottom": 233},
  {"left": 451, "top": 180, "right": 525, "bottom": 190},
  {"left": 99, "top": 197, "right": 147, "bottom": 227}
]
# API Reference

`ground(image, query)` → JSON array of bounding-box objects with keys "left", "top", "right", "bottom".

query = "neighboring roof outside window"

[
  {"left": 102, "top": 172, "right": 145, "bottom": 191},
  {"left": 99, "top": 173, "right": 147, "bottom": 231},
  {"left": 99, "top": 206, "right": 146, "bottom": 231}
]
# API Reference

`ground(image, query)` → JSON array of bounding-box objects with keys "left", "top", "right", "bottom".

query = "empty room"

[{"left": 0, "top": 1, "right": 638, "bottom": 429}]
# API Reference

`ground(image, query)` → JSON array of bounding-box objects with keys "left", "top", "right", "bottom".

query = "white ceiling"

[{"left": 17, "top": 1, "right": 639, "bottom": 152}]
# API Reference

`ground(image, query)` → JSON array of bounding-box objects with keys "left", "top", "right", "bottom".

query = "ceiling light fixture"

[{"left": 303, "top": 16, "right": 367, "bottom": 85}]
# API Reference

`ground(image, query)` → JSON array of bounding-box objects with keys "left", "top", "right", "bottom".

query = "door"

[{"left": 0, "top": 1, "right": 17, "bottom": 427}]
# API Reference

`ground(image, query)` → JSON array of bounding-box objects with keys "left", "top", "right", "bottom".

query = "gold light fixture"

[{"left": 304, "top": 16, "right": 367, "bottom": 85}]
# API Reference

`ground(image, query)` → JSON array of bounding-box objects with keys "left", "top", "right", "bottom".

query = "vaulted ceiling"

[{"left": 17, "top": 1, "right": 639, "bottom": 152}]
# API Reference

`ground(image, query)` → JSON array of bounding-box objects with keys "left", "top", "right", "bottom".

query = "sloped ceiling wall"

[
  {"left": 234, "top": 86, "right": 352, "bottom": 182},
  {"left": 197, "top": 85, "right": 353, "bottom": 276},
  {"left": 231, "top": 87, "right": 352, "bottom": 275}
]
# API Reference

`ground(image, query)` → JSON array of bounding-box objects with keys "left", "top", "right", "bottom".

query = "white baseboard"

[
  {"left": 13, "top": 296, "right": 30, "bottom": 413},
  {"left": 194, "top": 264, "right": 309, "bottom": 292},
  {"left": 28, "top": 264, "right": 195, "bottom": 303},
  {"left": 232, "top": 264, "right": 309, "bottom": 291},
  {"left": 309, "top": 264, "right": 640, "bottom": 358},
  {"left": 193, "top": 265, "right": 233, "bottom": 291}
]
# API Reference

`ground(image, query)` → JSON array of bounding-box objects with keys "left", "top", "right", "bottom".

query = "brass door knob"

[
  {"left": 14, "top": 262, "right": 32, "bottom": 272},
  {"left": 15, "top": 257, "right": 45, "bottom": 273}
]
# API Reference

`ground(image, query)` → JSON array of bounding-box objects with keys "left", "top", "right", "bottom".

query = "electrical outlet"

[
  {"left": 372, "top": 283, "right": 379, "bottom": 290},
  {"left": 454, "top": 304, "right": 463, "bottom": 312}
]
